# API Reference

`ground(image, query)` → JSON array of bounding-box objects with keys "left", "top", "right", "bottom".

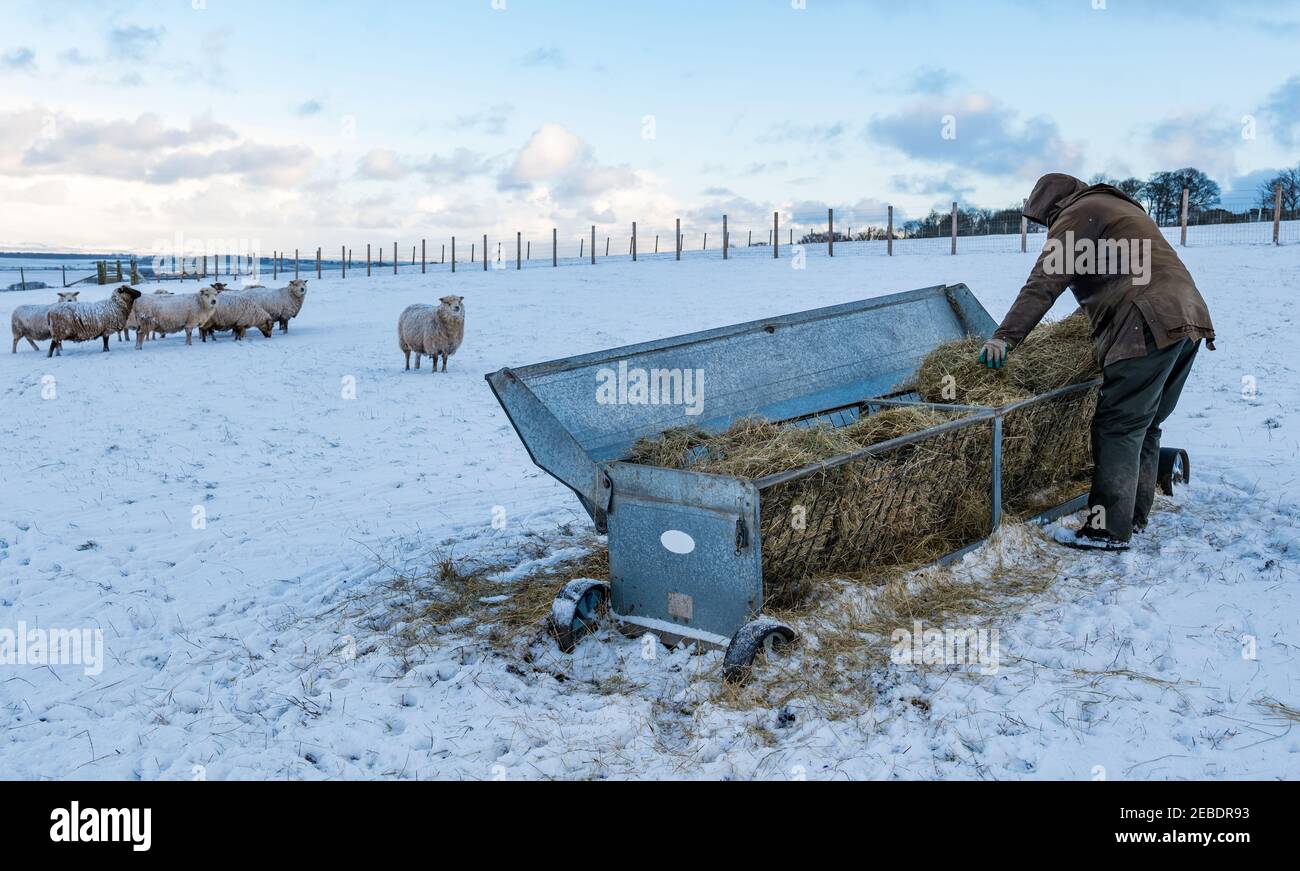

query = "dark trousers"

[{"left": 1088, "top": 329, "right": 1199, "bottom": 541}]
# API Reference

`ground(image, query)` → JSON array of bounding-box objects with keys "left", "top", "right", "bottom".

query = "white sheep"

[
  {"left": 46, "top": 286, "right": 142, "bottom": 357},
  {"left": 246, "top": 279, "right": 308, "bottom": 333},
  {"left": 398, "top": 296, "right": 465, "bottom": 373},
  {"left": 118, "top": 289, "right": 174, "bottom": 342},
  {"left": 10, "top": 291, "right": 79, "bottom": 353},
  {"left": 200, "top": 290, "right": 274, "bottom": 342},
  {"left": 132, "top": 286, "right": 221, "bottom": 348}
]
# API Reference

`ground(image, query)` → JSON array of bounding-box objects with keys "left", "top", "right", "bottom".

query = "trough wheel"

[
  {"left": 722, "top": 618, "right": 797, "bottom": 684},
  {"left": 549, "top": 579, "right": 610, "bottom": 653},
  {"left": 1157, "top": 447, "right": 1191, "bottom": 496}
]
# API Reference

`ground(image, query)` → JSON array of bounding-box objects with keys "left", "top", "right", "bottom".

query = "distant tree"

[
  {"left": 1115, "top": 177, "right": 1145, "bottom": 199},
  {"left": 1142, "top": 168, "right": 1219, "bottom": 224},
  {"left": 1088, "top": 173, "right": 1148, "bottom": 203},
  {"left": 1257, "top": 166, "right": 1300, "bottom": 212}
]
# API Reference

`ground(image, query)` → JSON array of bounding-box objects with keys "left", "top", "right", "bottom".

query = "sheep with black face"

[{"left": 46, "top": 286, "right": 142, "bottom": 357}]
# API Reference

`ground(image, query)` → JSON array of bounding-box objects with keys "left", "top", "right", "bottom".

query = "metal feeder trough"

[{"left": 486, "top": 284, "right": 1185, "bottom": 680}]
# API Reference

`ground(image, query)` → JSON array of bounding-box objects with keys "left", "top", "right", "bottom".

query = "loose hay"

[
  {"left": 627, "top": 311, "right": 1101, "bottom": 599},
  {"left": 631, "top": 406, "right": 995, "bottom": 601},
  {"left": 915, "top": 311, "right": 1099, "bottom": 515}
]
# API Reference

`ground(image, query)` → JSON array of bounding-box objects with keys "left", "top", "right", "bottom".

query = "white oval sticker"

[{"left": 660, "top": 529, "right": 696, "bottom": 555}]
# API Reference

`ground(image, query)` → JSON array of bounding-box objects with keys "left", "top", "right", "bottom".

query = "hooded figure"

[{"left": 980, "top": 172, "right": 1216, "bottom": 550}]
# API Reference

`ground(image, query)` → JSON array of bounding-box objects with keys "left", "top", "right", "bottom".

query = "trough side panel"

[{"left": 604, "top": 463, "right": 763, "bottom": 641}]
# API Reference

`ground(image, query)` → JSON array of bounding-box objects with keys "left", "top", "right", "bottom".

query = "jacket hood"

[
  {"left": 1022, "top": 173, "right": 1088, "bottom": 226},
  {"left": 1023, "top": 173, "right": 1148, "bottom": 227}
]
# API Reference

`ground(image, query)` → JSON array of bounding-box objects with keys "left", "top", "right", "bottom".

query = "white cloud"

[
  {"left": 1147, "top": 111, "right": 1239, "bottom": 183},
  {"left": 356, "top": 148, "right": 409, "bottom": 180},
  {"left": 508, "top": 123, "right": 587, "bottom": 183},
  {"left": 1, "top": 107, "right": 314, "bottom": 189}
]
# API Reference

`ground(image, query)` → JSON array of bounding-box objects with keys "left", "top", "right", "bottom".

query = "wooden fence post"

[
  {"left": 1275, "top": 183, "right": 1284, "bottom": 245},
  {"left": 950, "top": 202, "right": 957, "bottom": 255},
  {"left": 553, "top": 228, "right": 558, "bottom": 266},
  {"left": 295, "top": 248, "right": 299, "bottom": 279},
  {"left": 342, "top": 245, "right": 347, "bottom": 279},
  {"left": 887, "top": 206, "right": 894, "bottom": 256},
  {"left": 451, "top": 237, "right": 456, "bottom": 272},
  {"left": 703, "top": 232, "right": 707, "bottom": 251},
  {"left": 483, "top": 234, "right": 488, "bottom": 271},
  {"left": 516, "top": 232, "right": 521, "bottom": 270},
  {"left": 394, "top": 241, "right": 398, "bottom": 275},
  {"left": 591, "top": 225, "right": 596, "bottom": 265},
  {"left": 316, "top": 247, "right": 321, "bottom": 279},
  {"left": 655, "top": 234, "right": 659, "bottom": 254},
  {"left": 632, "top": 221, "right": 637, "bottom": 261},
  {"left": 367, "top": 244, "right": 371, "bottom": 277},
  {"left": 676, "top": 218, "right": 681, "bottom": 260},
  {"left": 828, "top": 208, "right": 834, "bottom": 257},
  {"left": 606, "top": 236, "right": 610, "bottom": 257},
  {"left": 1020, "top": 198, "right": 1027, "bottom": 253},
  {"left": 773, "top": 212, "right": 779, "bottom": 259},
  {"left": 422, "top": 239, "right": 426, "bottom": 274},
  {"left": 723, "top": 214, "right": 729, "bottom": 259},
  {"left": 1180, "top": 187, "right": 1189, "bottom": 247}
]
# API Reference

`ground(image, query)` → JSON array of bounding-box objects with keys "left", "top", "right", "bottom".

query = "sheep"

[
  {"left": 131, "top": 286, "right": 220, "bottom": 348},
  {"left": 398, "top": 296, "right": 465, "bottom": 373},
  {"left": 199, "top": 290, "right": 274, "bottom": 342},
  {"left": 10, "top": 291, "right": 79, "bottom": 353},
  {"left": 46, "top": 286, "right": 142, "bottom": 357},
  {"left": 246, "top": 279, "right": 307, "bottom": 333},
  {"left": 118, "top": 290, "right": 174, "bottom": 342}
]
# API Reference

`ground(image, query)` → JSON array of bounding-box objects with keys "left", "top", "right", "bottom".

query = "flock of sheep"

[
  {"left": 9, "top": 280, "right": 467, "bottom": 372},
  {"left": 10, "top": 280, "right": 309, "bottom": 356}
]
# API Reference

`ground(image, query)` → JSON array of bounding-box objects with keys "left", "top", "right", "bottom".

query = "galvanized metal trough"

[{"left": 486, "top": 284, "right": 1184, "bottom": 680}]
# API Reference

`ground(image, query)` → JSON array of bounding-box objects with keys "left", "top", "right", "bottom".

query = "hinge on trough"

[{"left": 735, "top": 517, "right": 748, "bottom": 553}]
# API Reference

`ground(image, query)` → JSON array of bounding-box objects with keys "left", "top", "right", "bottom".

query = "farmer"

[{"left": 979, "top": 173, "right": 1215, "bottom": 551}]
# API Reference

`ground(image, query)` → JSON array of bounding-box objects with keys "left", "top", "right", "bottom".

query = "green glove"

[{"left": 978, "top": 339, "right": 1010, "bottom": 369}]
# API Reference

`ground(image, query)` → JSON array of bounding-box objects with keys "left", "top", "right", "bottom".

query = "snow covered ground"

[{"left": 1, "top": 239, "right": 1297, "bottom": 780}]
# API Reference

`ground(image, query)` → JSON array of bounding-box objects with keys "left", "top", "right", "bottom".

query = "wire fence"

[{"left": 32, "top": 187, "right": 1300, "bottom": 289}]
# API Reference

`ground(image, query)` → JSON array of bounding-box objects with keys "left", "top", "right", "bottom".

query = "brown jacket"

[{"left": 993, "top": 173, "right": 1216, "bottom": 367}]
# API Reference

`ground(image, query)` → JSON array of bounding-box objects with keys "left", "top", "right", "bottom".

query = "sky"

[{"left": 0, "top": 0, "right": 1298, "bottom": 253}]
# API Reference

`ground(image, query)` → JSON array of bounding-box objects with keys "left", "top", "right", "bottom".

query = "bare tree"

[{"left": 1257, "top": 167, "right": 1300, "bottom": 212}]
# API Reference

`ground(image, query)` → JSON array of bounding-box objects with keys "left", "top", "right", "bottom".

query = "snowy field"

[{"left": 1, "top": 240, "right": 1298, "bottom": 780}]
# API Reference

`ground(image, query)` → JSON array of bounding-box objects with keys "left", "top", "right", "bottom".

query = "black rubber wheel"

[
  {"left": 722, "top": 618, "right": 797, "bottom": 684},
  {"left": 1157, "top": 447, "right": 1190, "bottom": 495},
  {"left": 549, "top": 579, "right": 610, "bottom": 653}
]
